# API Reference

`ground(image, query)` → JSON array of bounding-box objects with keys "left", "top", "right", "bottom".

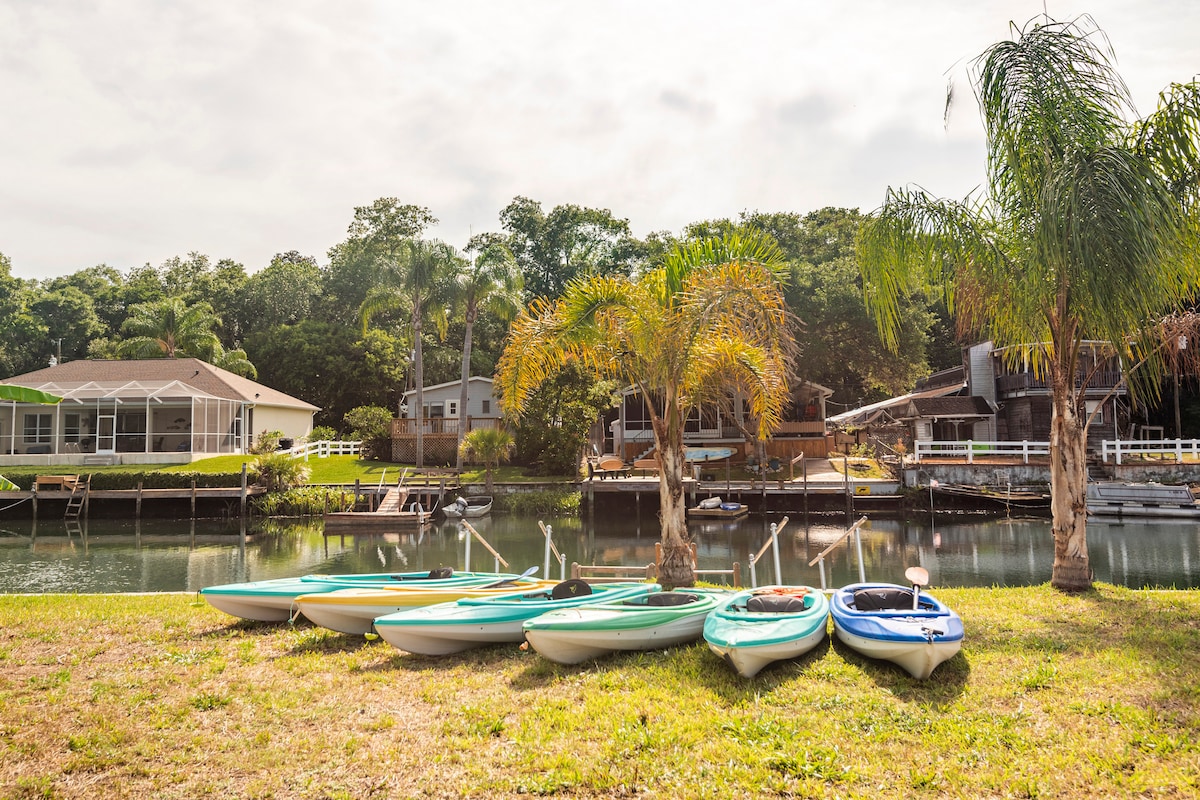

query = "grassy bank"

[{"left": 2, "top": 585, "right": 1197, "bottom": 798}]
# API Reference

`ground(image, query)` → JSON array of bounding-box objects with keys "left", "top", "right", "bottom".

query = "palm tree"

[
  {"left": 361, "top": 239, "right": 464, "bottom": 467},
  {"left": 454, "top": 234, "right": 523, "bottom": 470},
  {"left": 497, "top": 233, "right": 795, "bottom": 587},
  {"left": 857, "top": 17, "right": 1200, "bottom": 592},
  {"left": 458, "top": 427, "right": 514, "bottom": 494},
  {"left": 120, "top": 298, "right": 222, "bottom": 359}
]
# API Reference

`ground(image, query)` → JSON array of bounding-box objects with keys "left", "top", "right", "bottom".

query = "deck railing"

[
  {"left": 913, "top": 440, "right": 1050, "bottom": 463},
  {"left": 390, "top": 417, "right": 500, "bottom": 436},
  {"left": 1100, "top": 438, "right": 1200, "bottom": 464},
  {"left": 287, "top": 440, "right": 361, "bottom": 459}
]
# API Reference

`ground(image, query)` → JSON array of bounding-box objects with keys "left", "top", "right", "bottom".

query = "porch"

[{"left": 389, "top": 416, "right": 501, "bottom": 465}]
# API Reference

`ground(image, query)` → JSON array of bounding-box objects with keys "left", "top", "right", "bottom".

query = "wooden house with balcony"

[
  {"left": 606, "top": 380, "right": 833, "bottom": 462},
  {"left": 390, "top": 377, "right": 502, "bottom": 464}
]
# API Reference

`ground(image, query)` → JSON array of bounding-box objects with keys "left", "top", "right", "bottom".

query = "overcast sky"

[{"left": 2, "top": 1, "right": 1197, "bottom": 281}]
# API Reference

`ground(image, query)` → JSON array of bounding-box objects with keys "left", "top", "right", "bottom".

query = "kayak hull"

[
  {"left": 829, "top": 582, "right": 963, "bottom": 680},
  {"left": 374, "top": 582, "right": 659, "bottom": 655},
  {"left": 703, "top": 586, "right": 829, "bottom": 678}
]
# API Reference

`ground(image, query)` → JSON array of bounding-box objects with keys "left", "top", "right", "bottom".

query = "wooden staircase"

[{"left": 375, "top": 486, "right": 409, "bottom": 513}]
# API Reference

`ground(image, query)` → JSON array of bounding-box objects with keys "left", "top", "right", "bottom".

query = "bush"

[
  {"left": 495, "top": 489, "right": 581, "bottom": 515},
  {"left": 250, "top": 430, "right": 284, "bottom": 455},
  {"left": 308, "top": 425, "right": 338, "bottom": 442},
  {"left": 251, "top": 452, "right": 310, "bottom": 492},
  {"left": 253, "top": 486, "right": 355, "bottom": 517},
  {"left": 344, "top": 405, "right": 393, "bottom": 460}
]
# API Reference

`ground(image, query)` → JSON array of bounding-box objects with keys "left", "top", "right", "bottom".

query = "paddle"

[
  {"left": 904, "top": 566, "right": 929, "bottom": 611},
  {"left": 483, "top": 565, "right": 538, "bottom": 589}
]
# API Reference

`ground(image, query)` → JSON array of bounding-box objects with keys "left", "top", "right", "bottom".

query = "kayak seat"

[
  {"left": 426, "top": 567, "right": 454, "bottom": 579},
  {"left": 551, "top": 579, "right": 592, "bottom": 600},
  {"left": 644, "top": 592, "right": 699, "bottom": 607},
  {"left": 746, "top": 594, "right": 806, "bottom": 613},
  {"left": 853, "top": 588, "right": 914, "bottom": 611}
]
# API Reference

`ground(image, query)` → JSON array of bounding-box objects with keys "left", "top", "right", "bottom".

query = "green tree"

[
  {"left": 499, "top": 196, "right": 642, "bottom": 300},
  {"left": 459, "top": 427, "right": 515, "bottom": 494},
  {"left": 119, "top": 297, "right": 231, "bottom": 363},
  {"left": 497, "top": 233, "right": 794, "bottom": 587},
  {"left": 511, "top": 361, "right": 619, "bottom": 476},
  {"left": 360, "top": 238, "right": 464, "bottom": 467},
  {"left": 239, "top": 251, "right": 323, "bottom": 335},
  {"left": 857, "top": 17, "right": 1200, "bottom": 592},
  {"left": 453, "top": 234, "right": 523, "bottom": 469},
  {"left": 344, "top": 404, "right": 394, "bottom": 460},
  {"left": 0, "top": 254, "right": 48, "bottom": 377}
]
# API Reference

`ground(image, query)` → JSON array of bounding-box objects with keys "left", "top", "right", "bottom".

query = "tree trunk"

[
  {"left": 413, "top": 304, "right": 424, "bottom": 468},
  {"left": 1048, "top": 380, "right": 1092, "bottom": 592},
  {"left": 455, "top": 308, "right": 475, "bottom": 471},
  {"left": 653, "top": 415, "right": 694, "bottom": 588}
]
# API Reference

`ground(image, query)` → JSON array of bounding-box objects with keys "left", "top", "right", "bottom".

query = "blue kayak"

[{"left": 829, "top": 582, "right": 963, "bottom": 679}]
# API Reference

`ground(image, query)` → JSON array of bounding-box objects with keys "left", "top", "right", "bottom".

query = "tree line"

[{"left": 0, "top": 199, "right": 957, "bottom": 437}]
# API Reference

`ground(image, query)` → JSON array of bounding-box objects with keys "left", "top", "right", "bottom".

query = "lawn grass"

[
  {"left": 3, "top": 456, "right": 574, "bottom": 486},
  {"left": 1, "top": 585, "right": 1197, "bottom": 798}
]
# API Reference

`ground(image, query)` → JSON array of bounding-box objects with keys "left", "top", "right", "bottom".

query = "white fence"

[
  {"left": 287, "top": 440, "right": 362, "bottom": 459},
  {"left": 1100, "top": 439, "right": 1200, "bottom": 465},
  {"left": 914, "top": 437, "right": 1200, "bottom": 465},
  {"left": 913, "top": 440, "right": 1050, "bottom": 463}
]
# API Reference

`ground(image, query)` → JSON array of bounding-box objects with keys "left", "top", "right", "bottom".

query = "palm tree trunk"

[
  {"left": 413, "top": 306, "right": 425, "bottom": 468},
  {"left": 1049, "top": 378, "right": 1092, "bottom": 592},
  {"left": 653, "top": 408, "right": 695, "bottom": 588},
  {"left": 455, "top": 309, "right": 475, "bottom": 471}
]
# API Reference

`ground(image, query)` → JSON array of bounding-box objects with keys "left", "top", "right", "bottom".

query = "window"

[
  {"left": 425, "top": 403, "right": 445, "bottom": 418},
  {"left": 23, "top": 413, "right": 51, "bottom": 443},
  {"left": 446, "top": 400, "right": 458, "bottom": 417},
  {"left": 64, "top": 413, "right": 81, "bottom": 443},
  {"left": 482, "top": 400, "right": 490, "bottom": 415}
]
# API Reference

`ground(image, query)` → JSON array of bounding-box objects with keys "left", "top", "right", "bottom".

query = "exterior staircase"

[{"left": 64, "top": 475, "right": 90, "bottom": 519}]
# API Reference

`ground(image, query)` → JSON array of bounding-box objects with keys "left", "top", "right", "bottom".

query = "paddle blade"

[{"left": 904, "top": 566, "right": 929, "bottom": 587}]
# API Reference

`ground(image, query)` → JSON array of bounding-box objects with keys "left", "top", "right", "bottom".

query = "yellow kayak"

[{"left": 294, "top": 578, "right": 559, "bottom": 634}]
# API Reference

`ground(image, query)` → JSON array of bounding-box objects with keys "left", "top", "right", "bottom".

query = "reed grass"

[{"left": 0, "top": 585, "right": 1196, "bottom": 798}]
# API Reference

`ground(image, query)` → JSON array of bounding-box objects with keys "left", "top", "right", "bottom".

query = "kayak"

[
  {"left": 829, "top": 582, "right": 963, "bottom": 679},
  {"left": 373, "top": 579, "right": 659, "bottom": 655},
  {"left": 200, "top": 569, "right": 515, "bottom": 623},
  {"left": 522, "top": 588, "right": 727, "bottom": 665},
  {"left": 294, "top": 578, "right": 558, "bottom": 635},
  {"left": 703, "top": 585, "right": 829, "bottom": 678}
]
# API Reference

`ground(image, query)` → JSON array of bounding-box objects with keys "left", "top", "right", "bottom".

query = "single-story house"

[{"left": 0, "top": 358, "right": 319, "bottom": 465}]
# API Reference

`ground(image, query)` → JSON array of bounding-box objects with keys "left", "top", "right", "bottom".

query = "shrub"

[
  {"left": 253, "top": 486, "right": 355, "bottom": 516},
  {"left": 496, "top": 489, "right": 580, "bottom": 515},
  {"left": 250, "top": 430, "right": 284, "bottom": 455},
  {"left": 344, "top": 405, "right": 393, "bottom": 460},
  {"left": 308, "top": 425, "right": 338, "bottom": 442},
  {"left": 251, "top": 452, "right": 310, "bottom": 492}
]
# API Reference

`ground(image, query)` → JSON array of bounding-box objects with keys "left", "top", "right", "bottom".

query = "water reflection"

[{"left": 0, "top": 511, "right": 1197, "bottom": 593}]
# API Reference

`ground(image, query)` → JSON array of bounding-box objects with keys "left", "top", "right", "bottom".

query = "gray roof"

[
  {"left": 903, "top": 396, "right": 994, "bottom": 419},
  {"left": 4, "top": 358, "right": 319, "bottom": 411}
]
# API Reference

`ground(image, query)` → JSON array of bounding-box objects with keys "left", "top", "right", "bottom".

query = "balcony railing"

[
  {"left": 390, "top": 417, "right": 500, "bottom": 437},
  {"left": 995, "top": 370, "right": 1124, "bottom": 394}
]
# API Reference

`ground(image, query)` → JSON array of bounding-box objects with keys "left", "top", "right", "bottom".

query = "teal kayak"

[
  {"left": 374, "top": 580, "right": 659, "bottom": 655},
  {"left": 199, "top": 569, "right": 519, "bottom": 622},
  {"left": 703, "top": 585, "right": 829, "bottom": 678},
  {"left": 522, "top": 588, "right": 727, "bottom": 664}
]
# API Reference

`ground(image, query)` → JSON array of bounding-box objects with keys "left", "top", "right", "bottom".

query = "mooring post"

[
  {"left": 239, "top": 463, "right": 247, "bottom": 518},
  {"left": 191, "top": 479, "right": 197, "bottom": 518},
  {"left": 136, "top": 481, "right": 143, "bottom": 519}
]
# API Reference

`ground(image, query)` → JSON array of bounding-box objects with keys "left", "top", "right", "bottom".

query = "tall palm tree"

[
  {"left": 454, "top": 234, "right": 523, "bottom": 469},
  {"left": 120, "top": 298, "right": 222, "bottom": 359},
  {"left": 497, "top": 233, "right": 795, "bottom": 587},
  {"left": 361, "top": 239, "right": 463, "bottom": 466},
  {"left": 858, "top": 17, "right": 1200, "bottom": 592}
]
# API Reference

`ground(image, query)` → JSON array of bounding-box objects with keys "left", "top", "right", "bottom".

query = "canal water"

[{"left": 2, "top": 510, "right": 1197, "bottom": 593}]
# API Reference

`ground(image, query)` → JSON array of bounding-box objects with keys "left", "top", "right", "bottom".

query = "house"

[
  {"left": 391, "top": 377, "right": 502, "bottom": 464},
  {"left": 0, "top": 358, "right": 319, "bottom": 465},
  {"left": 607, "top": 380, "right": 833, "bottom": 462},
  {"left": 830, "top": 341, "right": 1128, "bottom": 456}
]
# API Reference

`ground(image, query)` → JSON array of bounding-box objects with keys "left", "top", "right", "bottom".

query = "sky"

[{"left": 2, "top": 1, "right": 1197, "bottom": 281}]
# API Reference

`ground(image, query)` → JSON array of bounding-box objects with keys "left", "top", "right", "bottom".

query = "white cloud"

[{"left": 0, "top": 0, "right": 1196, "bottom": 279}]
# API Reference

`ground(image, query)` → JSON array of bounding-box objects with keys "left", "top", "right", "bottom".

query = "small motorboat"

[
  {"left": 687, "top": 497, "right": 749, "bottom": 520},
  {"left": 294, "top": 572, "right": 556, "bottom": 635},
  {"left": 441, "top": 495, "right": 493, "bottom": 519},
  {"left": 829, "top": 567, "right": 963, "bottom": 680},
  {"left": 522, "top": 588, "right": 727, "bottom": 665},
  {"left": 200, "top": 568, "right": 506, "bottom": 623},
  {"left": 373, "top": 579, "right": 659, "bottom": 655},
  {"left": 703, "top": 585, "right": 830, "bottom": 678}
]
